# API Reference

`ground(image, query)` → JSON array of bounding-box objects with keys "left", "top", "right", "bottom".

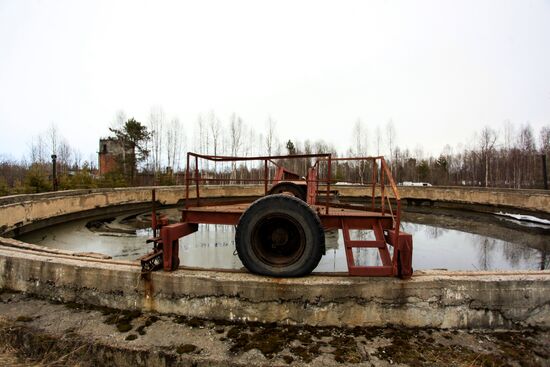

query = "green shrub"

[{"left": 24, "top": 165, "right": 51, "bottom": 193}]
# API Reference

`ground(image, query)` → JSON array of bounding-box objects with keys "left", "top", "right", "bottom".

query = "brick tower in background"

[{"left": 98, "top": 138, "right": 132, "bottom": 176}]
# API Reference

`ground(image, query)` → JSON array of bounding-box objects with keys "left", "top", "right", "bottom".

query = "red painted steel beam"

[
  {"left": 160, "top": 222, "right": 198, "bottom": 271},
  {"left": 189, "top": 152, "right": 331, "bottom": 162},
  {"left": 182, "top": 207, "right": 393, "bottom": 231},
  {"left": 320, "top": 217, "right": 393, "bottom": 230},
  {"left": 385, "top": 229, "right": 413, "bottom": 279},
  {"left": 348, "top": 265, "right": 393, "bottom": 276},
  {"left": 344, "top": 240, "right": 386, "bottom": 248},
  {"left": 306, "top": 167, "right": 317, "bottom": 205},
  {"left": 183, "top": 210, "right": 242, "bottom": 226}
]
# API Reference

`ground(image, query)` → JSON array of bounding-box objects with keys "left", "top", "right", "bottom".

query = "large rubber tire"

[
  {"left": 268, "top": 182, "right": 307, "bottom": 202},
  {"left": 235, "top": 194, "right": 325, "bottom": 277}
]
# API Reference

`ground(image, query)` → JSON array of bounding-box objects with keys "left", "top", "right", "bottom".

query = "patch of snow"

[{"left": 495, "top": 212, "right": 550, "bottom": 225}]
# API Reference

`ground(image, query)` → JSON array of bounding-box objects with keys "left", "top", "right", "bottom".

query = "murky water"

[{"left": 18, "top": 210, "right": 549, "bottom": 271}]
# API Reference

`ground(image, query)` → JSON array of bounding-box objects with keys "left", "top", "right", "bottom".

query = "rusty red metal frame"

[
  {"left": 146, "top": 152, "right": 412, "bottom": 278},
  {"left": 184, "top": 152, "right": 331, "bottom": 208},
  {"left": 314, "top": 156, "right": 402, "bottom": 245}
]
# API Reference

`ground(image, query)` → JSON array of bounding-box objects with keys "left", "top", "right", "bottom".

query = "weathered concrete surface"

[
  {"left": 0, "top": 186, "right": 549, "bottom": 331},
  {"left": 0, "top": 242, "right": 548, "bottom": 329},
  {"left": 0, "top": 186, "right": 262, "bottom": 236},
  {"left": 337, "top": 185, "right": 550, "bottom": 215},
  {"left": 1, "top": 294, "right": 548, "bottom": 367}
]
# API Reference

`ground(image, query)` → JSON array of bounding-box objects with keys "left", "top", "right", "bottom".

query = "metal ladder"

[{"left": 341, "top": 219, "right": 394, "bottom": 276}]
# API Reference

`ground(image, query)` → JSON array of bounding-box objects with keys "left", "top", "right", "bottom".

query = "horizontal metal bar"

[
  {"left": 188, "top": 152, "right": 331, "bottom": 162},
  {"left": 321, "top": 217, "right": 393, "bottom": 230},
  {"left": 316, "top": 156, "right": 384, "bottom": 161},
  {"left": 161, "top": 222, "right": 198, "bottom": 239},
  {"left": 344, "top": 240, "right": 386, "bottom": 248},
  {"left": 183, "top": 210, "right": 242, "bottom": 226}
]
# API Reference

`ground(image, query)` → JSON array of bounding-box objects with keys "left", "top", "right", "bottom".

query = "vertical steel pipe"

[
  {"left": 264, "top": 159, "right": 268, "bottom": 195},
  {"left": 195, "top": 155, "right": 200, "bottom": 206},
  {"left": 326, "top": 155, "right": 331, "bottom": 214}
]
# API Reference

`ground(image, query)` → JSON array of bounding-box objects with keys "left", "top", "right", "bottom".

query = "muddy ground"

[{"left": 0, "top": 290, "right": 548, "bottom": 367}]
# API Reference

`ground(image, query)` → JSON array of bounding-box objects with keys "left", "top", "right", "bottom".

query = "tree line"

[{"left": 0, "top": 107, "right": 548, "bottom": 195}]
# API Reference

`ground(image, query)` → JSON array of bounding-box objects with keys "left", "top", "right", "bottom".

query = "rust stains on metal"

[{"left": 142, "top": 152, "right": 413, "bottom": 278}]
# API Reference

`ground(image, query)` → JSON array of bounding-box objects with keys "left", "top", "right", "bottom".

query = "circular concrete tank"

[{"left": 0, "top": 186, "right": 549, "bottom": 329}]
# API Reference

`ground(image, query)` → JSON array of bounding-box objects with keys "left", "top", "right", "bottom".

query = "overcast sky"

[{"left": 1, "top": 0, "right": 549, "bottom": 162}]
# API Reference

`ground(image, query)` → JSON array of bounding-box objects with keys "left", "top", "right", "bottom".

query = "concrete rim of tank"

[{"left": 0, "top": 186, "right": 549, "bottom": 329}]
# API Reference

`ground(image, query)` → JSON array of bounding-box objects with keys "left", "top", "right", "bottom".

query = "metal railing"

[
  {"left": 184, "top": 152, "right": 331, "bottom": 207},
  {"left": 183, "top": 152, "right": 402, "bottom": 238},
  {"left": 314, "top": 156, "right": 401, "bottom": 238}
]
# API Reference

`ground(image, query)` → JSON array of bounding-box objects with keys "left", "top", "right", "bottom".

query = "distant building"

[{"left": 98, "top": 138, "right": 132, "bottom": 176}]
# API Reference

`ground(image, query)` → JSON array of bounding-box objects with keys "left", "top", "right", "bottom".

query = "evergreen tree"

[{"left": 109, "top": 118, "right": 151, "bottom": 183}]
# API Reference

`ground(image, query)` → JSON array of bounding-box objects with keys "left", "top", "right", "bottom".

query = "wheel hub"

[
  {"left": 251, "top": 214, "right": 306, "bottom": 267},
  {"left": 271, "top": 227, "right": 289, "bottom": 247}
]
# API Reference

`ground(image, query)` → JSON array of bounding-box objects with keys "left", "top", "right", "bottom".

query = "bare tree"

[
  {"left": 265, "top": 116, "right": 277, "bottom": 156},
  {"left": 174, "top": 119, "right": 185, "bottom": 172},
  {"left": 229, "top": 113, "right": 243, "bottom": 156},
  {"left": 165, "top": 117, "right": 183, "bottom": 172},
  {"left": 73, "top": 148, "right": 82, "bottom": 169},
  {"left": 540, "top": 125, "right": 550, "bottom": 153},
  {"left": 229, "top": 113, "right": 243, "bottom": 179},
  {"left": 352, "top": 119, "right": 368, "bottom": 156},
  {"left": 165, "top": 121, "right": 175, "bottom": 171},
  {"left": 148, "top": 106, "right": 165, "bottom": 174},
  {"left": 517, "top": 123, "right": 536, "bottom": 187},
  {"left": 194, "top": 114, "right": 204, "bottom": 153},
  {"left": 244, "top": 124, "right": 259, "bottom": 156},
  {"left": 502, "top": 120, "right": 515, "bottom": 187},
  {"left": 385, "top": 119, "right": 396, "bottom": 162},
  {"left": 413, "top": 145, "right": 424, "bottom": 160},
  {"left": 503, "top": 119, "right": 514, "bottom": 150},
  {"left": 208, "top": 110, "right": 222, "bottom": 158},
  {"left": 47, "top": 123, "right": 59, "bottom": 156},
  {"left": 28, "top": 134, "right": 47, "bottom": 164},
  {"left": 479, "top": 126, "right": 497, "bottom": 187},
  {"left": 351, "top": 119, "right": 368, "bottom": 183},
  {"left": 374, "top": 125, "right": 382, "bottom": 156},
  {"left": 87, "top": 153, "right": 97, "bottom": 170},
  {"left": 518, "top": 124, "right": 535, "bottom": 148},
  {"left": 57, "top": 139, "right": 72, "bottom": 175}
]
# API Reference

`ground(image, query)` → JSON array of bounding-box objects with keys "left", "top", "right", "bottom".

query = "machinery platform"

[{"left": 142, "top": 152, "right": 413, "bottom": 279}]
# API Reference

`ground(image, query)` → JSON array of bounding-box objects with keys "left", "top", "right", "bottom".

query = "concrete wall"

[
  {"left": 336, "top": 185, "right": 550, "bottom": 215},
  {"left": 0, "top": 242, "right": 548, "bottom": 329},
  {"left": 0, "top": 185, "right": 549, "bottom": 329},
  {"left": 2, "top": 185, "right": 549, "bottom": 236},
  {"left": 0, "top": 186, "right": 262, "bottom": 236}
]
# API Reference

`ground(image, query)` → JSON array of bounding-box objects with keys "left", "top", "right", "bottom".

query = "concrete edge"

[{"left": 1, "top": 244, "right": 549, "bottom": 329}]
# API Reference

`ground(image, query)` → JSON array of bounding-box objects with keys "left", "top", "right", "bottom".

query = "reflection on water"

[
  {"left": 18, "top": 218, "right": 548, "bottom": 272},
  {"left": 402, "top": 222, "right": 545, "bottom": 271},
  {"left": 181, "top": 224, "right": 242, "bottom": 270}
]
